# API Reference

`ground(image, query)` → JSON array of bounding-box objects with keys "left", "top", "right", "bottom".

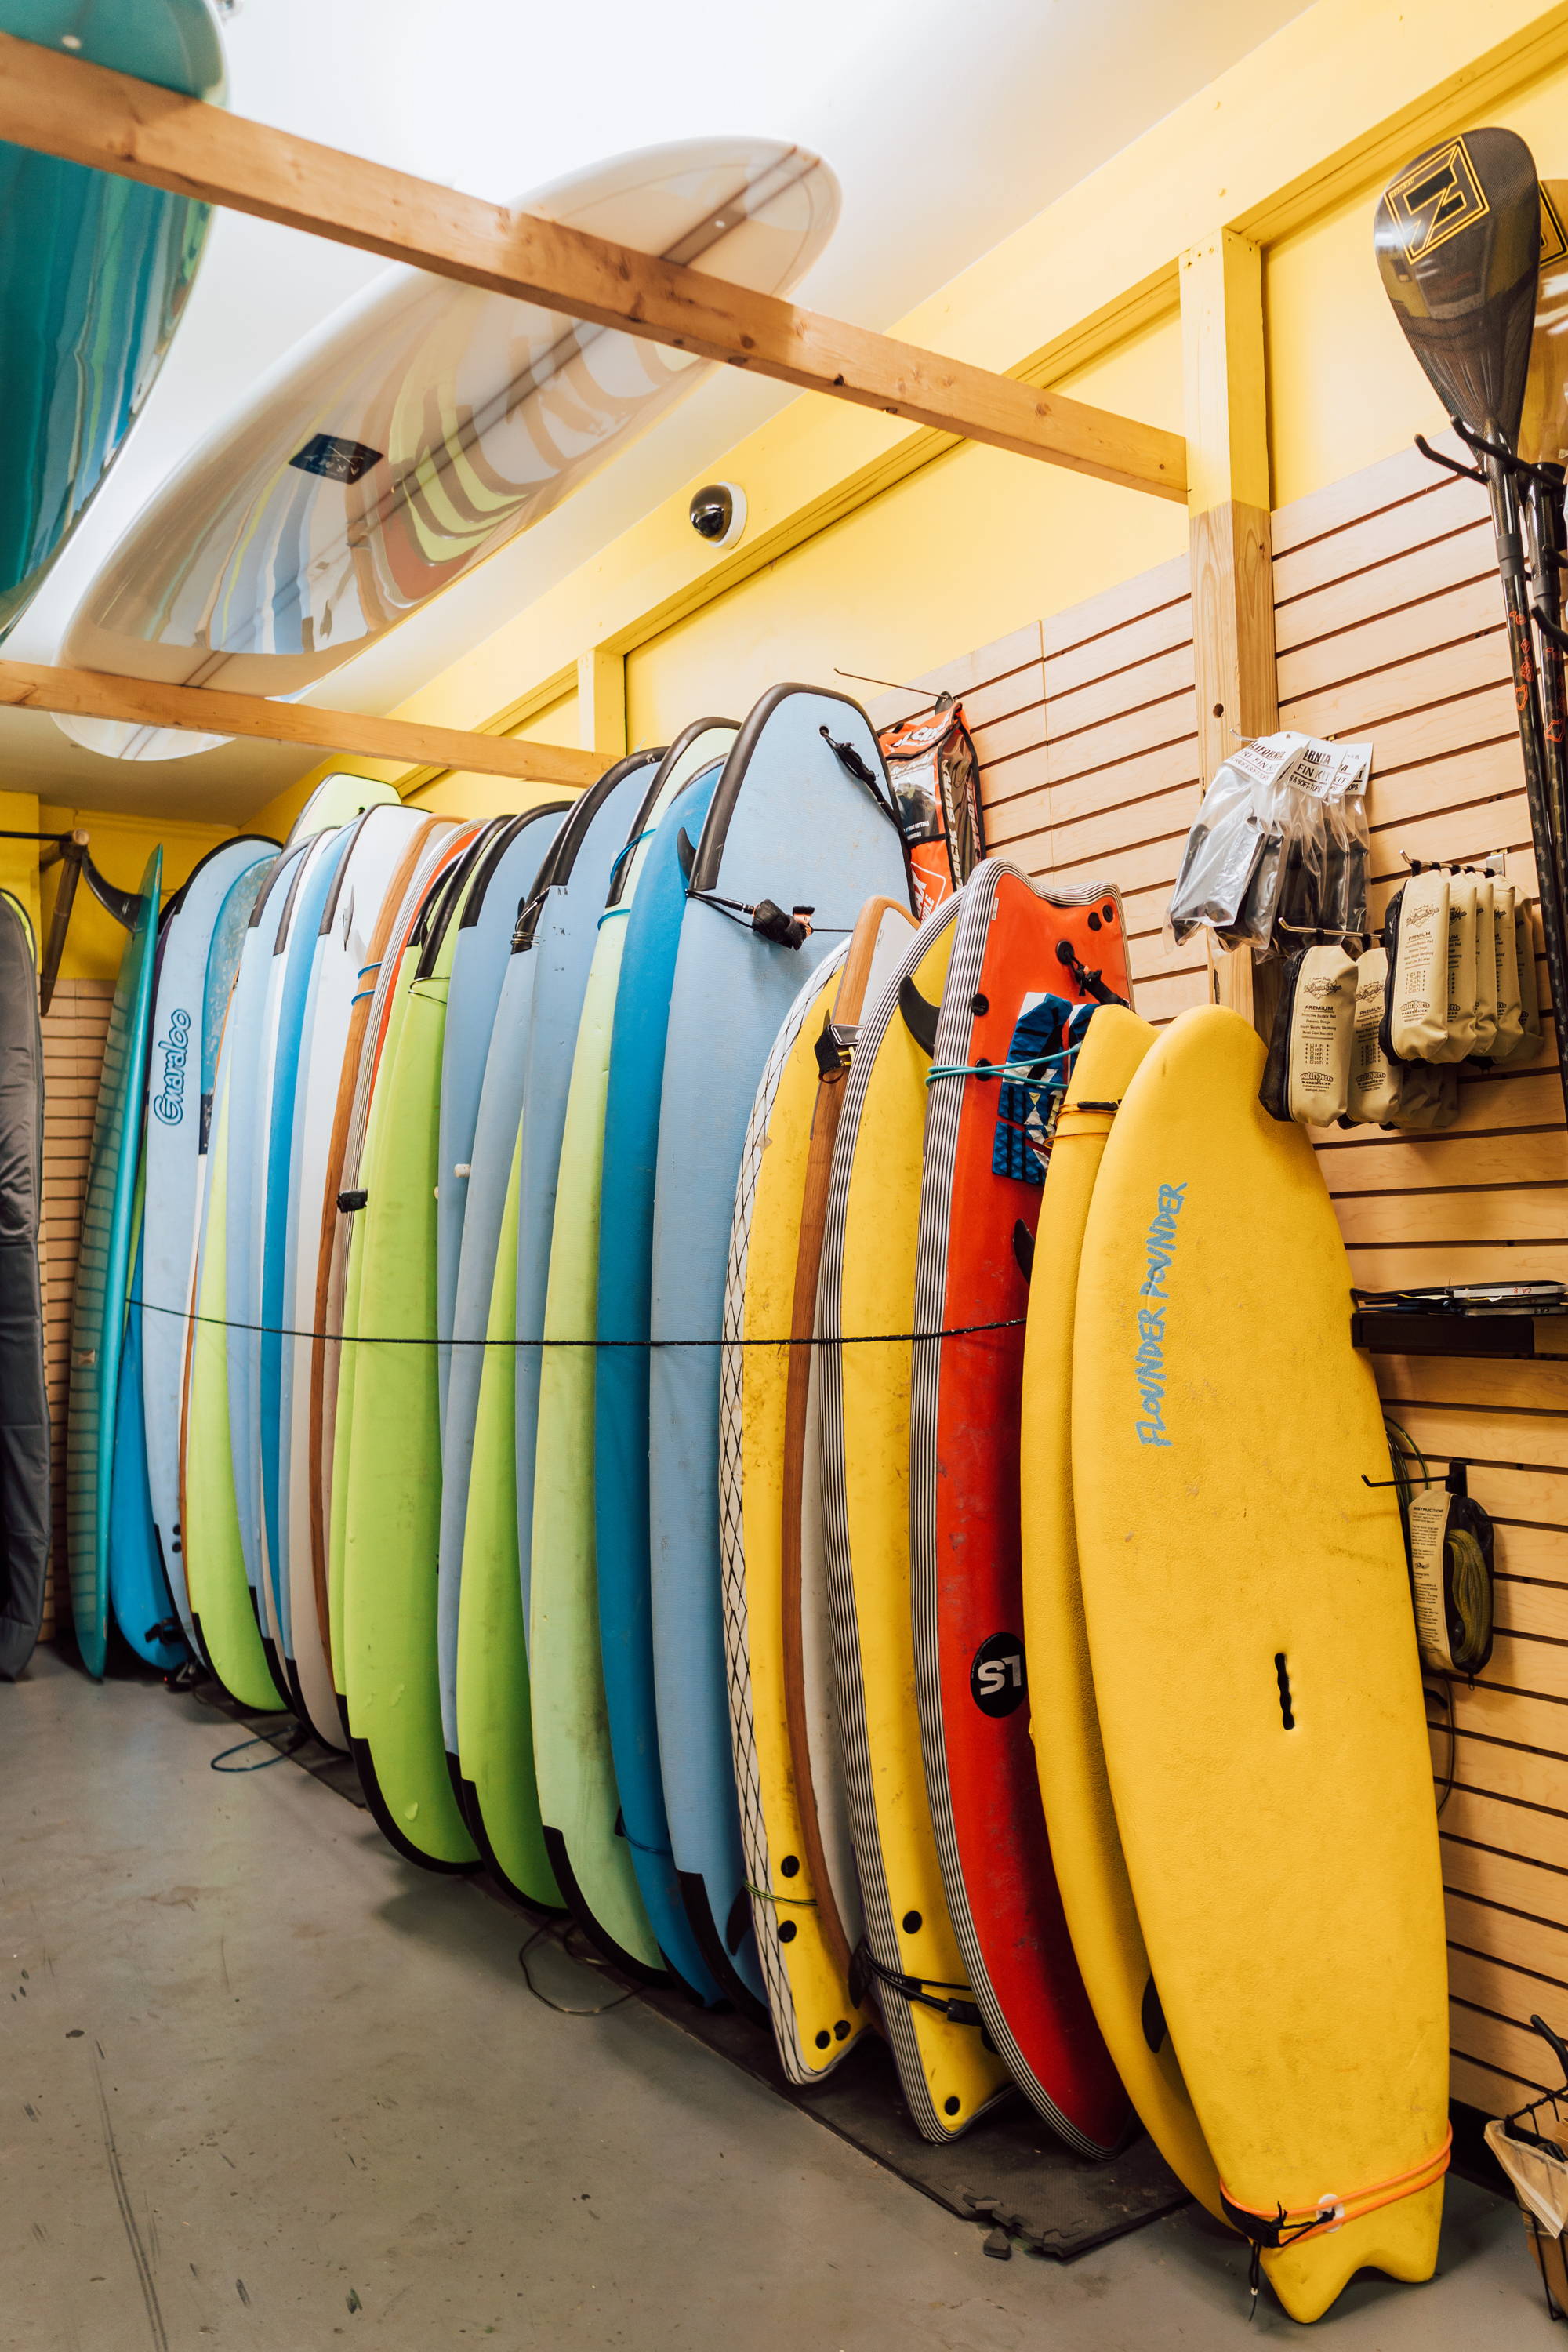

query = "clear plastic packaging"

[{"left": 1167, "top": 731, "right": 1373, "bottom": 953}]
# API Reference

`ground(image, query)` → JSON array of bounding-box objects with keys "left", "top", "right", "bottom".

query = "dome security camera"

[{"left": 688, "top": 482, "right": 746, "bottom": 550}]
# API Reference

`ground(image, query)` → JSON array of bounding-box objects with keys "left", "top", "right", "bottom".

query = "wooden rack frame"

[
  {"left": 0, "top": 658, "right": 604, "bottom": 788},
  {"left": 0, "top": 33, "right": 1253, "bottom": 872}
]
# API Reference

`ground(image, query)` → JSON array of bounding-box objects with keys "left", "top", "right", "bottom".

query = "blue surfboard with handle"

[
  {"left": 648, "top": 688, "right": 911, "bottom": 2006},
  {"left": 596, "top": 746, "right": 728, "bottom": 2001}
]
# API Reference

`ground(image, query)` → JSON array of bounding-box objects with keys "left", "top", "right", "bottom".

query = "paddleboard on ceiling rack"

[
  {"left": 0, "top": 0, "right": 227, "bottom": 638},
  {"left": 54, "top": 137, "right": 840, "bottom": 761}
]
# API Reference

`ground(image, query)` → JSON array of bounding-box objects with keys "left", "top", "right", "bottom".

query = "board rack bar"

[
  {"left": 1351, "top": 1312, "right": 1545, "bottom": 1360},
  {"left": 0, "top": 33, "right": 1187, "bottom": 504},
  {"left": 0, "top": 659, "right": 605, "bottom": 790}
]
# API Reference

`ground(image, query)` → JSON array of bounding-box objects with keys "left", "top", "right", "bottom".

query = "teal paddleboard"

[
  {"left": 0, "top": 2, "right": 227, "bottom": 631},
  {"left": 67, "top": 845, "right": 162, "bottom": 1676}
]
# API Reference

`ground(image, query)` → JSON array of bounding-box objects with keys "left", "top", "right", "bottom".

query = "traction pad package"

[
  {"left": 1345, "top": 948, "right": 1399, "bottom": 1125},
  {"left": 1261, "top": 942, "right": 1358, "bottom": 1125},
  {"left": 877, "top": 698, "right": 985, "bottom": 916},
  {"left": 1381, "top": 869, "right": 1450, "bottom": 1062},
  {"left": 1167, "top": 731, "right": 1370, "bottom": 950}
]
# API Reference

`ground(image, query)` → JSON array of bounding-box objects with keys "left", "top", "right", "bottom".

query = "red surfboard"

[{"left": 909, "top": 857, "right": 1131, "bottom": 2153}]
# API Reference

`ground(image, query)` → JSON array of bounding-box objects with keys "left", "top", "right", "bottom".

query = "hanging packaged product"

[
  {"left": 1404, "top": 1461, "right": 1494, "bottom": 1679},
  {"left": 1469, "top": 869, "right": 1498, "bottom": 1058},
  {"left": 1494, "top": 897, "right": 1542, "bottom": 1065},
  {"left": 877, "top": 696, "right": 985, "bottom": 917},
  {"left": 1345, "top": 946, "right": 1400, "bottom": 1124},
  {"left": 1380, "top": 866, "right": 1450, "bottom": 1062},
  {"left": 1319, "top": 743, "right": 1373, "bottom": 938},
  {"left": 1261, "top": 942, "right": 1358, "bottom": 1125},
  {"left": 1490, "top": 876, "right": 1523, "bottom": 1061},
  {"left": 1385, "top": 1058, "right": 1461, "bottom": 1131},
  {"left": 1434, "top": 869, "right": 1481, "bottom": 1063},
  {"left": 1167, "top": 731, "right": 1371, "bottom": 951}
]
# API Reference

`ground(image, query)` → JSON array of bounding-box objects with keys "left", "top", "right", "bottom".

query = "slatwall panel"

[
  {"left": 872, "top": 437, "right": 1568, "bottom": 2124},
  {"left": 39, "top": 978, "right": 113, "bottom": 1642}
]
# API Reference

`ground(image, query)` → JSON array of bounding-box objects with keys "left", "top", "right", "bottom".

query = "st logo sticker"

[{"left": 971, "top": 1632, "right": 1027, "bottom": 1718}]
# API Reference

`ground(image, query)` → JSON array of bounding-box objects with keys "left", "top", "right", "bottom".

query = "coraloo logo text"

[{"left": 151, "top": 1007, "right": 192, "bottom": 1125}]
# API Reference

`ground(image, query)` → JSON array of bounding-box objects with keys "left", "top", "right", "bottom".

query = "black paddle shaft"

[{"left": 1376, "top": 128, "right": 1568, "bottom": 1123}]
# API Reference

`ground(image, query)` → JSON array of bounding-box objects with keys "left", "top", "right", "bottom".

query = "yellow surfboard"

[
  {"left": 721, "top": 898, "right": 913, "bottom": 2082},
  {"left": 1073, "top": 1007, "right": 1448, "bottom": 2323},
  {"left": 1019, "top": 1004, "right": 1221, "bottom": 2211},
  {"left": 818, "top": 898, "right": 1011, "bottom": 2141}
]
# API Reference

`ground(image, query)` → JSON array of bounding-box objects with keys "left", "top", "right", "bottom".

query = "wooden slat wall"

[
  {"left": 873, "top": 437, "right": 1568, "bottom": 2124},
  {"left": 39, "top": 978, "right": 113, "bottom": 1642}
]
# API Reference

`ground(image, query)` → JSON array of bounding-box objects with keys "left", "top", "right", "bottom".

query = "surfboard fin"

[{"left": 898, "top": 974, "right": 940, "bottom": 1054}]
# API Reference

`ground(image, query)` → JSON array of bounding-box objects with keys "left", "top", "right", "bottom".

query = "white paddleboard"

[{"left": 56, "top": 141, "right": 837, "bottom": 760}]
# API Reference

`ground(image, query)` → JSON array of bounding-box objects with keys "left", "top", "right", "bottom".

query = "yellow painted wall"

[{"left": 626, "top": 317, "right": 1185, "bottom": 742}]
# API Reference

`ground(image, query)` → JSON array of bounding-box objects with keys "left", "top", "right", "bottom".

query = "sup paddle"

[{"left": 1375, "top": 128, "right": 1568, "bottom": 1124}]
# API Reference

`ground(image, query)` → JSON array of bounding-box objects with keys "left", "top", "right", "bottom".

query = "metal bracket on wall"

[{"left": 0, "top": 826, "right": 141, "bottom": 1013}]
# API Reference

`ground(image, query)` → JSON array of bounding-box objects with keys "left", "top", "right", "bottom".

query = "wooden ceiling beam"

[
  {"left": 0, "top": 32, "right": 1186, "bottom": 503},
  {"left": 0, "top": 659, "right": 604, "bottom": 789}
]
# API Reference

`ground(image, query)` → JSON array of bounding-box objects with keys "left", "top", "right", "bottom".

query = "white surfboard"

[
  {"left": 281, "top": 800, "right": 434, "bottom": 1745},
  {"left": 56, "top": 140, "right": 837, "bottom": 760}
]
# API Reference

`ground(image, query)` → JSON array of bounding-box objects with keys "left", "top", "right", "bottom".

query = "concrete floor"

[{"left": 0, "top": 1650, "right": 1552, "bottom": 2351}]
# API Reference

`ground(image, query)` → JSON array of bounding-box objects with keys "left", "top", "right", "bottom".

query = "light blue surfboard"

[
  {"left": 436, "top": 805, "right": 568, "bottom": 1431},
  {"left": 140, "top": 834, "right": 276, "bottom": 1655},
  {"left": 511, "top": 753, "right": 663, "bottom": 1632},
  {"left": 67, "top": 844, "right": 162, "bottom": 1678},
  {"left": 648, "top": 688, "right": 911, "bottom": 2005},
  {"left": 0, "top": 1, "right": 226, "bottom": 633},
  {"left": 223, "top": 842, "right": 308, "bottom": 1675}
]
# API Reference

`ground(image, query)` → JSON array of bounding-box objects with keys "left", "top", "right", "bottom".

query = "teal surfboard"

[
  {"left": 67, "top": 845, "right": 162, "bottom": 1677},
  {"left": 0, "top": 2, "right": 227, "bottom": 632}
]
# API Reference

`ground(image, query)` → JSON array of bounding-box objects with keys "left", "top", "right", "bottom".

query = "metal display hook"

[{"left": 0, "top": 826, "right": 143, "bottom": 1013}]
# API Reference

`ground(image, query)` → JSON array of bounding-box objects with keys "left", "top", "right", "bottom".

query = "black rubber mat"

[{"left": 186, "top": 1672, "right": 1187, "bottom": 2259}]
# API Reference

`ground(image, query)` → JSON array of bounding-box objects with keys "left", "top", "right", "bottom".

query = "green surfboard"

[
  {"left": 339, "top": 872, "right": 477, "bottom": 1868},
  {"left": 455, "top": 1131, "right": 561, "bottom": 1907},
  {"left": 183, "top": 1064, "right": 286, "bottom": 1709}
]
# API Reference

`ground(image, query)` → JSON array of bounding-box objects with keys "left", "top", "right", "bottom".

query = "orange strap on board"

[{"left": 1219, "top": 2125, "right": 1452, "bottom": 2252}]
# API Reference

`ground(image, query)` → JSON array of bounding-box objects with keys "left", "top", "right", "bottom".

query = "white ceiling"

[{"left": 9, "top": 0, "right": 1311, "bottom": 822}]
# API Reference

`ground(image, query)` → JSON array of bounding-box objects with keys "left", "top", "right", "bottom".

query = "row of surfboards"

[{"left": 67, "top": 684, "right": 1449, "bottom": 2325}]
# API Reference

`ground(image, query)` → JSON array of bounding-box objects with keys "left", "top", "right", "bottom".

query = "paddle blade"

[
  {"left": 1520, "top": 182, "right": 1568, "bottom": 466},
  {"left": 1374, "top": 127, "right": 1541, "bottom": 445}
]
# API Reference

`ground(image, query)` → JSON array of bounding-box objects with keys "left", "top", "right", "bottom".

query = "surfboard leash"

[{"left": 848, "top": 1939, "right": 985, "bottom": 2032}]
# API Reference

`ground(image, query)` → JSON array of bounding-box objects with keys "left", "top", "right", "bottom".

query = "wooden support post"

[
  {"left": 0, "top": 659, "right": 603, "bottom": 789},
  {"left": 1180, "top": 230, "right": 1279, "bottom": 1033},
  {"left": 576, "top": 647, "right": 627, "bottom": 760},
  {"left": 0, "top": 34, "right": 1185, "bottom": 503}
]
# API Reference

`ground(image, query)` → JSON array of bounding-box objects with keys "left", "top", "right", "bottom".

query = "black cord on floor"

[
  {"left": 517, "top": 1923, "right": 637, "bottom": 2016},
  {"left": 210, "top": 1730, "right": 305, "bottom": 1773}
]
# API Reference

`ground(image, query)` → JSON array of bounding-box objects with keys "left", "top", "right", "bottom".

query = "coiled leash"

[
  {"left": 1220, "top": 2128, "right": 1451, "bottom": 2315},
  {"left": 848, "top": 1940, "right": 984, "bottom": 2031}
]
